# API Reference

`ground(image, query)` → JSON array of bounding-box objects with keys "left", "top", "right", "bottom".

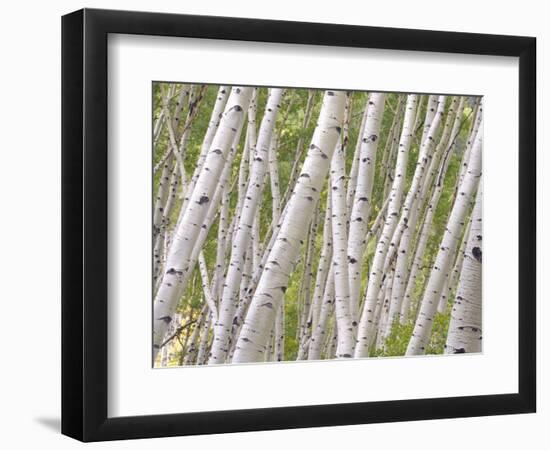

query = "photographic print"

[{"left": 152, "top": 84, "right": 482, "bottom": 367}]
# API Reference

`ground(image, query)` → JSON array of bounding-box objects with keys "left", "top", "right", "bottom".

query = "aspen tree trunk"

[
  {"left": 198, "top": 252, "right": 218, "bottom": 321},
  {"left": 308, "top": 267, "right": 335, "bottom": 360},
  {"left": 171, "top": 84, "right": 191, "bottom": 134},
  {"left": 196, "top": 313, "right": 212, "bottom": 364},
  {"left": 379, "top": 96, "right": 405, "bottom": 200},
  {"left": 153, "top": 84, "right": 175, "bottom": 153},
  {"left": 310, "top": 194, "right": 333, "bottom": 331},
  {"left": 376, "top": 268, "right": 394, "bottom": 349},
  {"left": 269, "top": 135, "right": 282, "bottom": 224},
  {"left": 406, "top": 127, "right": 482, "bottom": 355},
  {"left": 421, "top": 95, "right": 439, "bottom": 144},
  {"left": 363, "top": 194, "right": 391, "bottom": 248},
  {"left": 327, "top": 319, "right": 338, "bottom": 359},
  {"left": 346, "top": 102, "right": 369, "bottom": 214},
  {"left": 210, "top": 88, "right": 284, "bottom": 363},
  {"left": 297, "top": 210, "right": 319, "bottom": 349},
  {"left": 330, "top": 94, "right": 355, "bottom": 357},
  {"left": 353, "top": 94, "right": 418, "bottom": 357},
  {"left": 211, "top": 185, "right": 230, "bottom": 302},
  {"left": 235, "top": 89, "right": 257, "bottom": 217},
  {"left": 183, "top": 307, "right": 207, "bottom": 365},
  {"left": 438, "top": 216, "right": 470, "bottom": 314},
  {"left": 152, "top": 87, "right": 253, "bottom": 360},
  {"left": 240, "top": 242, "right": 253, "bottom": 300},
  {"left": 274, "top": 302, "right": 285, "bottom": 361},
  {"left": 181, "top": 86, "right": 230, "bottom": 213},
  {"left": 153, "top": 154, "right": 174, "bottom": 239},
  {"left": 445, "top": 183, "right": 482, "bottom": 353},
  {"left": 347, "top": 93, "right": 386, "bottom": 322},
  {"left": 153, "top": 155, "right": 176, "bottom": 283},
  {"left": 232, "top": 90, "right": 346, "bottom": 363},
  {"left": 458, "top": 100, "right": 483, "bottom": 188}
]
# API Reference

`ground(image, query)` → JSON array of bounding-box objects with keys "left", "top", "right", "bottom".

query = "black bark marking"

[
  {"left": 197, "top": 196, "right": 209, "bottom": 205},
  {"left": 472, "top": 246, "right": 482, "bottom": 262}
]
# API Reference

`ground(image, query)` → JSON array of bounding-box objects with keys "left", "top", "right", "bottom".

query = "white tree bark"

[
  {"left": 445, "top": 182, "right": 482, "bottom": 353},
  {"left": 269, "top": 134, "right": 282, "bottom": 224},
  {"left": 421, "top": 95, "right": 439, "bottom": 144},
  {"left": 437, "top": 216, "right": 471, "bottom": 314},
  {"left": 181, "top": 86, "right": 230, "bottom": 214},
  {"left": 232, "top": 90, "right": 346, "bottom": 363},
  {"left": 458, "top": 100, "right": 483, "bottom": 188},
  {"left": 308, "top": 266, "right": 335, "bottom": 360},
  {"left": 330, "top": 95, "right": 355, "bottom": 357},
  {"left": 309, "top": 193, "right": 333, "bottom": 332},
  {"left": 210, "top": 88, "right": 284, "bottom": 363},
  {"left": 346, "top": 101, "right": 369, "bottom": 214},
  {"left": 196, "top": 312, "right": 212, "bottom": 365},
  {"left": 274, "top": 302, "right": 285, "bottom": 361},
  {"left": 152, "top": 87, "right": 253, "bottom": 360},
  {"left": 347, "top": 93, "right": 386, "bottom": 323},
  {"left": 297, "top": 209, "right": 319, "bottom": 350},
  {"left": 353, "top": 94, "right": 418, "bottom": 357},
  {"left": 406, "top": 126, "right": 482, "bottom": 355},
  {"left": 198, "top": 252, "right": 218, "bottom": 322}
]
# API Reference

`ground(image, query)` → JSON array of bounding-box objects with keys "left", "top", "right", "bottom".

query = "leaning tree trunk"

[
  {"left": 210, "top": 88, "right": 284, "bottom": 364},
  {"left": 232, "top": 90, "right": 346, "bottom": 363},
  {"left": 152, "top": 87, "right": 253, "bottom": 360},
  {"left": 437, "top": 215, "right": 471, "bottom": 314},
  {"left": 353, "top": 94, "right": 418, "bottom": 357},
  {"left": 308, "top": 266, "right": 335, "bottom": 360},
  {"left": 180, "top": 86, "right": 230, "bottom": 217},
  {"left": 309, "top": 193, "right": 333, "bottom": 332},
  {"left": 445, "top": 182, "right": 482, "bottom": 354},
  {"left": 406, "top": 126, "right": 482, "bottom": 356},
  {"left": 347, "top": 93, "right": 386, "bottom": 323}
]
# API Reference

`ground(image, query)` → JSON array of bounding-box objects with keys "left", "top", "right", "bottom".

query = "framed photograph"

[{"left": 62, "top": 8, "right": 536, "bottom": 442}]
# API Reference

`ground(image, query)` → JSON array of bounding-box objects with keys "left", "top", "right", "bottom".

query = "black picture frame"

[{"left": 62, "top": 8, "right": 536, "bottom": 442}]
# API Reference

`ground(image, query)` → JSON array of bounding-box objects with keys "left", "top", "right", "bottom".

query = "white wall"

[{"left": 0, "top": 0, "right": 546, "bottom": 448}]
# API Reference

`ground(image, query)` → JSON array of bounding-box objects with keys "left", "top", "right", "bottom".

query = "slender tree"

[
  {"left": 445, "top": 183, "right": 482, "bottom": 354},
  {"left": 347, "top": 93, "right": 386, "bottom": 322}
]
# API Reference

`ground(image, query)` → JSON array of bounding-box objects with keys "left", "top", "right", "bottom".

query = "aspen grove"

[{"left": 152, "top": 83, "right": 483, "bottom": 367}]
